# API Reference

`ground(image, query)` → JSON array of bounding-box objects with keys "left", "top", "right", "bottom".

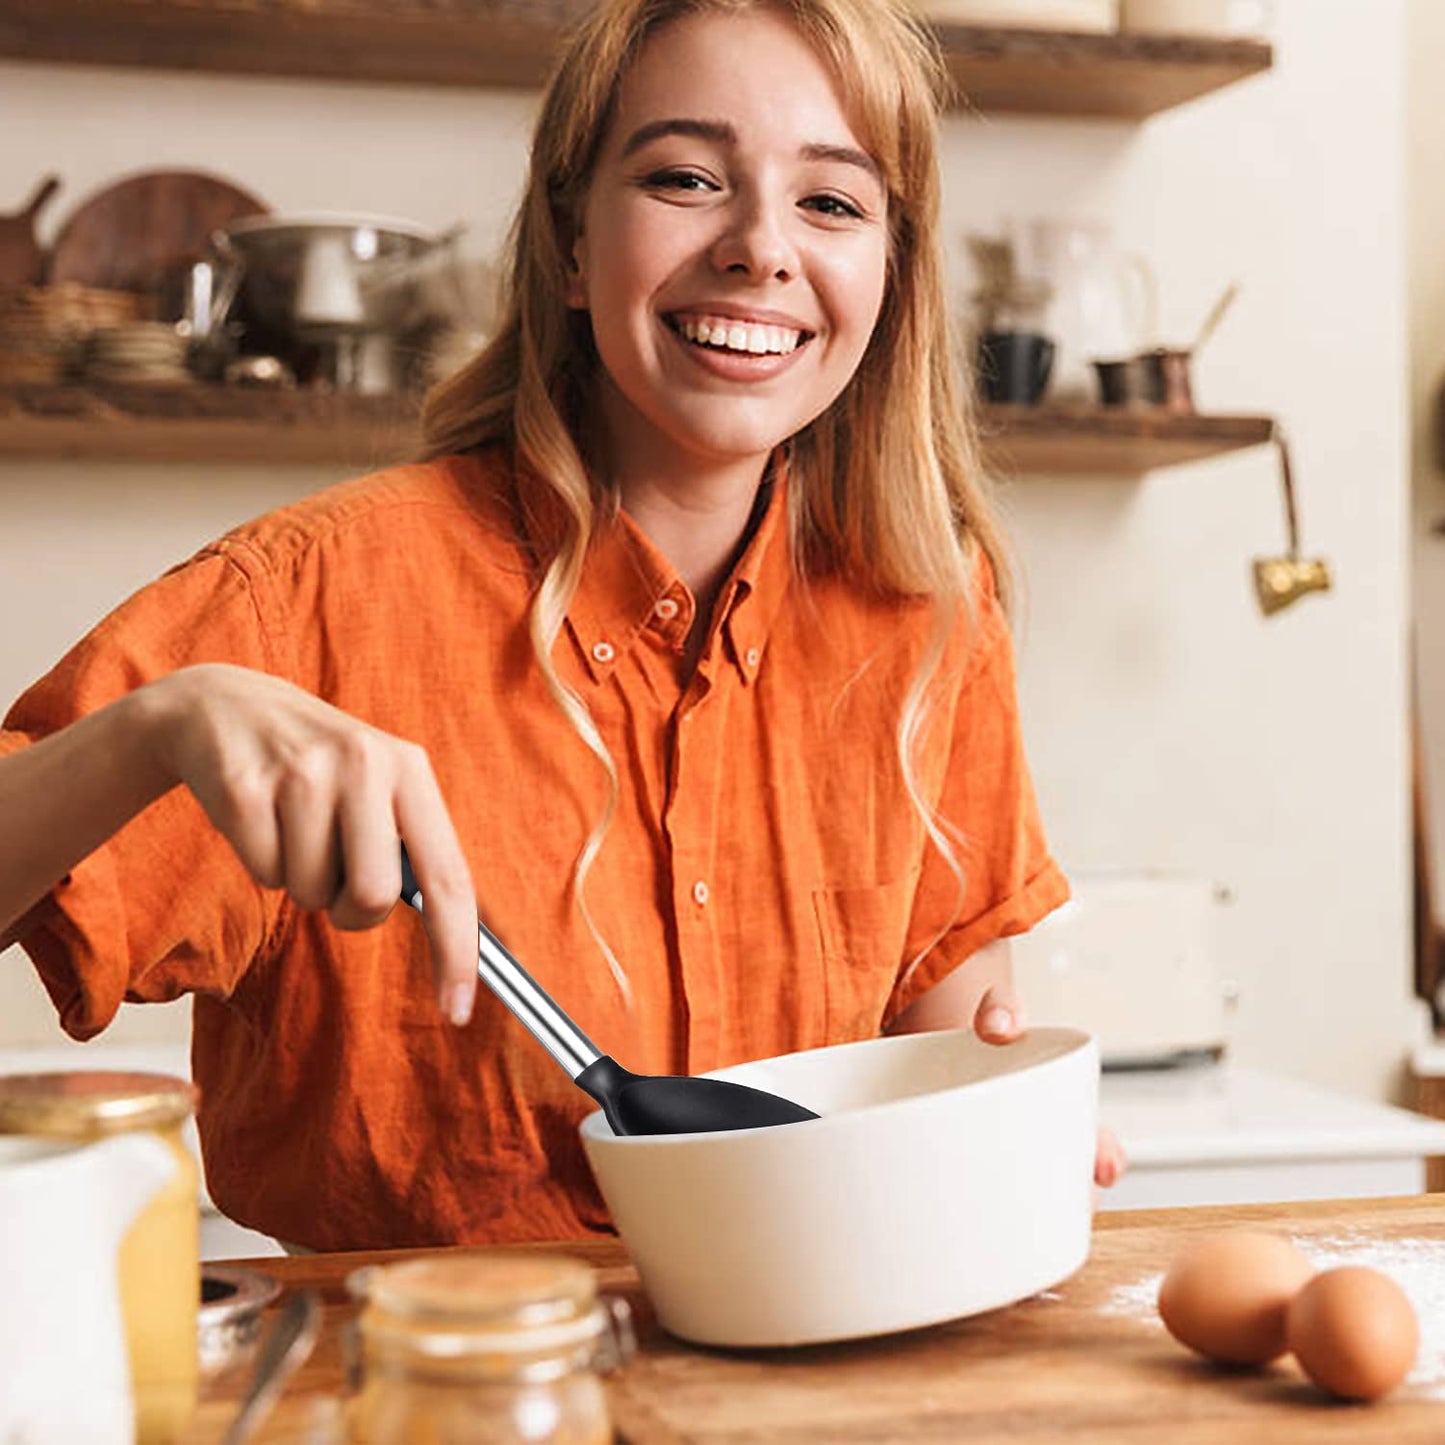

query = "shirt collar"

[{"left": 565, "top": 462, "right": 793, "bottom": 688}]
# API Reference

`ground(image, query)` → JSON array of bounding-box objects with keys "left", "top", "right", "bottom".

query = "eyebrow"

[{"left": 620, "top": 117, "right": 882, "bottom": 184}]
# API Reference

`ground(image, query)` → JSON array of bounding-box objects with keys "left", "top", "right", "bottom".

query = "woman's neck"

[
  {"left": 618, "top": 461, "right": 766, "bottom": 604},
  {"left": 590, "top": 379, "right": 774, "bottom": 658},
  {"left": 614, "top": 456, "right": 773, "bottom": 682}
]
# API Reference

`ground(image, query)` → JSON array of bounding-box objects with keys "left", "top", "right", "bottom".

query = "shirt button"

[
  {"left": 654, "top": 597, "right": 680, "bottom": 621},
  {"left": 592, "top": 641, "right": 615, "bottom": 664},
  {"left": 745, "top": 647, "right": 761, "bottom": 668},
  {"left": 692, "top": 879, "right": 710, "bottom": 906}
]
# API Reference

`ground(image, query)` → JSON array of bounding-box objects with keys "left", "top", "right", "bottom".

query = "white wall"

[
  {"left": 1409, "top": 0, "right": 1445, "bottom": 1012},
  {"left": 0, "top": 3, "right": 1422, "bottom": 1099},
  {"left": 976, "top": 2, "right": 1417, "bottom": 1101}
]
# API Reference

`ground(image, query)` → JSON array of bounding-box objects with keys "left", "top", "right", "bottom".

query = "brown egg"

[
  {"left": 1157, "top": 1230, "right": 1316, "bottom": 1364},
  {"left": 1286, "top": 1266, "right": 1419, "bottom": 1401}
]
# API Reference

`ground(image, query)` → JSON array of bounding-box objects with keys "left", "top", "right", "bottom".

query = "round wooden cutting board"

[{"left": 46, "top": 170, "right": 269, "bottom": 295}]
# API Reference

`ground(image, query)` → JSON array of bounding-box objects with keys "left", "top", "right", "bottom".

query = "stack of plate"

[
  {"left": 0, "top": 285, "right": 145, "bottom": 385},
  {"left": 84, "top": 321, "right": 191, "bottom": 385},
  {"left": 0, "top": 288, "right": 72, "bottom": 384}
]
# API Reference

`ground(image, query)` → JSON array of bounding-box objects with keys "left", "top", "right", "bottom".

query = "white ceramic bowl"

[{"left": 579, "top": 1026, "right": 1099, "bottom": 1347}]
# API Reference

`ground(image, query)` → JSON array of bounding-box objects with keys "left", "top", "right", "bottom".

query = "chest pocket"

[{"left": 812, "top": 873, "right": 919, "bottom": 1042}]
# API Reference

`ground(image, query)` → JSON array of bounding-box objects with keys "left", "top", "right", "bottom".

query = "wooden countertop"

[{"left": 188, "top": 1196, "right": 1445, "bottom": 1442}]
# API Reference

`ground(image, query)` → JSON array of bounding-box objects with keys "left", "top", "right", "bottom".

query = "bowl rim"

[{"left": 577, "top": 1024, "right": 1097, "bottom": 1146}]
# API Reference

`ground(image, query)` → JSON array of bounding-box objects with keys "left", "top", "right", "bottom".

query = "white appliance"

[
  {"left": 1011, "top": 870, "right": 1235, "bottom": 1069},
  {"left": 1015, "top": 870, "right": 1445, "bottom": 1210}
]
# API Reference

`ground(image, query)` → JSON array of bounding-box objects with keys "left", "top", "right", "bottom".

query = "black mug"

[{"left": 976, "top": 331, "right": 1055, "bottom": 405}]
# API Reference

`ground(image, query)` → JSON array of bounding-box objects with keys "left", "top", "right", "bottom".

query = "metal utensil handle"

[
  {"left": 399, "top": 846, "right": 601, "bottom": 1079},
  {"left": 222, "top": 1290, "right": 321, "bottom": 1445}
]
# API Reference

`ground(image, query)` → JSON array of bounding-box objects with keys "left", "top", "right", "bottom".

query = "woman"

[{"left": 0, "top": 0, "right": 1122, "bottom": 1249}]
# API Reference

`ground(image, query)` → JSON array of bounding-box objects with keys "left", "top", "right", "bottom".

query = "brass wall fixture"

[{"left": 1253, "top": 424, "right": 1333, "bottom": 617}]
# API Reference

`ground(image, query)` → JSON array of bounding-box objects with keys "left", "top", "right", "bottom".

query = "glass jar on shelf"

[{"left": 344, "top": 1252, "right": 634, "bottom": 1444}]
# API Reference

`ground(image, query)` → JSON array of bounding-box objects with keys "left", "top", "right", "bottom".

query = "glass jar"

[
  {"left": 345, "top": 1253, "right": 634, "bottom": 1444},
  {"left": 0, "top": 1071, "right": 200, "bottom": 1443}
]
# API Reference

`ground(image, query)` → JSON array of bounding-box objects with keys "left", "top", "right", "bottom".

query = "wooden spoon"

[
  {"left": 0, "top": 176, "right": 61, "bottom": 288},
  {"left": 1192, "top": 280, "right": 1241, "bottom": 356}
]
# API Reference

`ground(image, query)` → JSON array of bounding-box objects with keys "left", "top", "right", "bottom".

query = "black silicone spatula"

[{"left": 399, "top": 848, "right": 818, "bottom": 1136}]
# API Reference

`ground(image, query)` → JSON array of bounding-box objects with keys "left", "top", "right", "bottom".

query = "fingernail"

[
  {"left": 444, "top": 982, "right": 475, "bottom": 1026},
  {"left": 982, "top": 1007, "right": 1014, "bottom": 1036}
]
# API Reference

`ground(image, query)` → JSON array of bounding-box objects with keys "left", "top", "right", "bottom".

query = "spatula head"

[
  {"left": 576, "top": 1055, "right": 818, "bottom": 1136},
  {"left": 614, "top": 1075, "right": 819, "bottom": 1136}
]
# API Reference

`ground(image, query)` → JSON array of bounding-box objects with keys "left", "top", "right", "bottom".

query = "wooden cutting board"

[
  {"left": 46, "top": 169, "right": 268, "bottom": 296},
  {"left": 186, "top": 1196, "right": 1445, "bottom": 1442}
]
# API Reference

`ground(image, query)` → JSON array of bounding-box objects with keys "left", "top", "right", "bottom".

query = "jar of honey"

[
  {"left": 0, "top": 1071, "right": 200, "bottom": 1443},
  {"left": 345, "top": 1252, "right": 634, "bottom": 1444}
]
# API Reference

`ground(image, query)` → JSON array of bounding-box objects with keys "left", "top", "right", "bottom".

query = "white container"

[
  {"left": 1118, "top": 0, "right": 1272, "bottom": 38},
  {"left": 0, "top": 1133, "right": 176, "bottom": 1443},
  {"left": 913, "top": 0, "right": 1117, "bottom": 31},
  {"left": 580, "top": 1026, "right": 1098, "bottom": 1348}
]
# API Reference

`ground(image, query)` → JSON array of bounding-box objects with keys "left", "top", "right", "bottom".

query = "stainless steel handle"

[
  {"left": 222, "top": 1291, "right": 321, "bottom": 1445},
  {"left": 398, "top": 846, "right": 601, "bottom": 1079},
  {"left": 474, "top": 917, "right": 602, "bottom": 1079}
]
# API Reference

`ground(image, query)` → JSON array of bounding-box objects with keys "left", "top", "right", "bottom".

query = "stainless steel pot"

[{"left": 214, "top": 213, "right": 452, "bottom": 334}]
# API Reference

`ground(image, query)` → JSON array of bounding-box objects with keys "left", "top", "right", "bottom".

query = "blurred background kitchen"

[{"left": 5, "top": 0, "right": 1445, "bottom": 1253}]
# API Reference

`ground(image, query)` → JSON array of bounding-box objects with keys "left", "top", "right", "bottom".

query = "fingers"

[
  {"left": 393, "top": 745, "right": 478, "bottom": 1026},
  {"left": 329, "top": 737, "right": 404, "bottom": 932},
  {"left": 164, "top": 667, "right": 476, "bottom": 1026},
  {"left": 274, "top": 753, "right": 343, "bottom": 912},
  {"left": 210, "top": 763, "right": 286, "bottom": 891},
  {"left": 1093, "top": 1126, "right": 1128, "bottom": 1189},
  {"left": 973, "top": 983, "right": 1025, "bottom": 1045}
]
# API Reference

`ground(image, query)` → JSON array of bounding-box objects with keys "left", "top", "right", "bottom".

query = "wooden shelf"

[
  {"left": 0, "top": 1, "right": 1272, "bottom": 118},
  {"left": 979, "top": 404, "right": 1274, "bottom": 475},
  {"left": 0, "top": 382, "right": 419, "bottom": 467},
  {"left": 0, "top": 384, "right": 1275, "bottom": 475},
  {"left": 936, "top": 24, "right": 1271, "bottom": 119}
]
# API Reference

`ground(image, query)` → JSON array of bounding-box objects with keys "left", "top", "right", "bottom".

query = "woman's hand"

[
  {"left": 973, "top": 983, "right": 1127, "bottom": 1189},
  {"left": 144, "top": 663, "right": 479, "bottom": 1023}
]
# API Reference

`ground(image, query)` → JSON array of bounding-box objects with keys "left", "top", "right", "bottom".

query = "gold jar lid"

[
  {"left": 0, "top": 1071, "right": 197, "bottom": 1138},
  {"left": 351, "top": 1253, "right": 604, "bottom": 1360}
]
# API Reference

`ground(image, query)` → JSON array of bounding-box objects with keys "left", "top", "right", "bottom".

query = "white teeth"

[{"left": 673, "top": 315, "right": 803, "bottom": 356}]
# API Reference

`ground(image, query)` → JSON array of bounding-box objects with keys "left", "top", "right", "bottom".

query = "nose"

[{"left": 709, "top": 187, "right": 798, "bottom": 283}]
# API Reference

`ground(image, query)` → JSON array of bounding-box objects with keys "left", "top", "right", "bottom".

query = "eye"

[
  {"left": 803, "top": 193, "right": 866, "bottom": 221},
  {"left": 643, "top": 168, "right": 718, "bottom": 194}
]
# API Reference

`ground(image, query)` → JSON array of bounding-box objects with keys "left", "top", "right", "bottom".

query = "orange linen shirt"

[{"left": 1, "top": 451, "right": 1067, "bottom": 1249}]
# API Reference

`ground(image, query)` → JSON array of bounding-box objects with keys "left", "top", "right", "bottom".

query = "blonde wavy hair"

[{"left": 422, "top": 0, "right": 1010, "bottom": 1003}]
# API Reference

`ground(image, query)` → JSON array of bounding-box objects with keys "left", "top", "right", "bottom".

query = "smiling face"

[{"left": 567, "top": 8, "right": 891, "bottom": 487}]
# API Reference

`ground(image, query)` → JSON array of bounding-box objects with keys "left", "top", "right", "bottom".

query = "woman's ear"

[
  {"left": 564, "top": 231, "right": 588, "bottom": 310},
  {"left": 552, "top": 199, "right": 589, "bottom": 309}
]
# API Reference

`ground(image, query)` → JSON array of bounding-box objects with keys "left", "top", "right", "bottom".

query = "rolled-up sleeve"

[
  {"left": 884, "top": 579, "right": 1069, "bottom": 1024},
  {"left": 2, "top": 547, "right": 285, "bottom": 1039}
]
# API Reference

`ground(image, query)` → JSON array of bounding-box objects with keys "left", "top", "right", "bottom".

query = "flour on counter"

[{"left": 1098, "top": 1230, "right": 1445, "bottom": 1399}]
